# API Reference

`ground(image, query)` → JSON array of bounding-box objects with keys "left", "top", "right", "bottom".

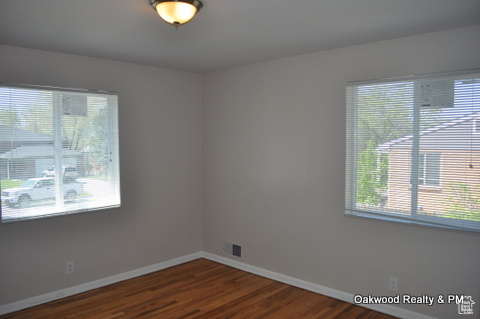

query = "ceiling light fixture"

[{"left": 150, "top": 0, "right": 203, "bottom": 27}]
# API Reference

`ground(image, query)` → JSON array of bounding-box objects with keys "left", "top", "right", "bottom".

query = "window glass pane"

[
  {"left": 418, "top": 153, "right": 425, "bottom": 185},
  {"left": 350, "top": 81, "right": 413, "bottom": 217},
  {"left": 1, "top": 85, "right": 120, "bottom": 222},
  {"left": 346, "top": 70, "right": 480, "bottom": 232},
  {"left": 425, "top": 154, "right": 440, "bottom": 186}
]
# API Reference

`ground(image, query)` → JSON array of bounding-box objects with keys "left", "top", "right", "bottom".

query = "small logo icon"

[{"left": 458, "top": 296, "right": 475, "bottom": 315}]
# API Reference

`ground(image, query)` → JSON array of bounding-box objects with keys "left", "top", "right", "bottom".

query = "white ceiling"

[{"left": 0, "top": 0, "right": 479, "bottom": 73}]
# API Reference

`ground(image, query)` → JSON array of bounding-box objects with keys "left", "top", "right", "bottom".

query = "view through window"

[
  {"left": 346, "top": 70, "right": 480, "bottom": 232},
  {"left": 0, "top": 84, "right": 120, "bottom": 222}
]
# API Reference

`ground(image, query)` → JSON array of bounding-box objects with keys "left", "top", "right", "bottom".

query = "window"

[
  {"left": 475, "top": 119, "right": 480, "bottom": 133},
  {"left": 0, "top": 84, "right": 120, "bottom": 222},
  {"left": 346, "top": 69, "right": 480, "bottom": 232},
  {"left": 418, "top": 153, "right": 441, "bottom": 186}
]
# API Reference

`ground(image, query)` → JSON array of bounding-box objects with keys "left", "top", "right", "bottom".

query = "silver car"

[{"left": 42, "top": 165, "right": 78, "bottom": 182}]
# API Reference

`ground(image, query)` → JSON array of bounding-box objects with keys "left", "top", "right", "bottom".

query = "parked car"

[
  {"left": 42, "top": 165, "right": 78, "bottom": 181},
  {"left": 1, "top": 178, "right": 83, "bottom": 208}
]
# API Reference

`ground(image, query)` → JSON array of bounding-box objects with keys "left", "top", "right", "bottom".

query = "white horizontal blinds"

[
  {"left": 414, "top": 73, "right": 480, "bottom": 230},
  {"left": 0, "top": 88, "right": 54, "bottom": 178},
  {"left": 346, "top": 70, "right": 480, "bottom": 232},
  {"left": 346, "top": 81, "right": 414, "bottom": 219},
  {"left": 0, "top": 84, "right": 120, "bottom": 222},
  {"left": 106, "top": 95, "right": 121, "bottom": 208},
  {"left": 58, "top": 92, "right": 121, "bottom": 213},
  {"left": 0, "top": 87, "right": 55, "bottom": 219}
]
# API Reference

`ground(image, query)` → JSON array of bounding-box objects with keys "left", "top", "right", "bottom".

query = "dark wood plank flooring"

[{"left": 3, "top": 258, "right": 398, "bottom": 318}]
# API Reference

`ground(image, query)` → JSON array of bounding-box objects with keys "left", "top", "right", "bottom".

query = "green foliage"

[
  {"left": 23, "top": 103, "right": 53, "bottom": 134},
  {"left": 356, "top": 140, "right": 388, "bottom": 205},
  {"left": 444, "top": 182, "right": 480, "bottom": 221},
  {"left": 0, "top": 106, "right": 20, "bottom": 125},
  {"left": 89, "top": 105, "right": 109, "bottom": 167},
  {"left": 355, "top": 84, "right": 411, "bottom": 206},
  {"left": 357, "top": 82, "right": 413, "bottom": 148},
  {"left": 1, "top": 179, "right": 23, "bottom": 192},
  {"left": 355, "top": 82, "right": 443, "bottom": 207}
]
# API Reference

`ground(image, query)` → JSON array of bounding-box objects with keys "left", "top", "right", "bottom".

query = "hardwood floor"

[{"left": 3, "top": 258, "right": 398, "bottom": 319}]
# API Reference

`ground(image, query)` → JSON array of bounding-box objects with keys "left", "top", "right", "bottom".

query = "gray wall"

[
  {"left": 0, "top": 45, "right": 203, "bottom": 304},
  {"left": 202, "top": 25, "right": 480, "bottom": 319}
]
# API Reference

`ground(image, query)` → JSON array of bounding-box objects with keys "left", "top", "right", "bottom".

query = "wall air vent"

[{"left": 223, "top": 242, "right": 242, "bottom": 258}]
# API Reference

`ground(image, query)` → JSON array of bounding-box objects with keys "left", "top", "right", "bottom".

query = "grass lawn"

[
  {"left": 1, "top": 180, "right": 23, "bottom": 192},
  {"left": 86, "top": 175, "right": 108, "bottom": 182}
]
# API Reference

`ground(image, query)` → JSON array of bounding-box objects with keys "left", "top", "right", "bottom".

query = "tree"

[
  {"left": 0, "top": 106, "right": 20, "bottom": 126},
  {"left": 444, "top": 182, "right": 480, "bottom": 221},
  {"left": 88, "top": 106, "right": 109, "bottom": 167},
  {"left": 62, "top": 116, "right": 89, "bottom": 150},
  {"left": 355, "top": 83, "right": 412, "bottom": 206},
  {"left": 23, "top": 103, "right": 53, "bottom": 134},
  {"left": 355, "top": 82, "right": 442, "bottom": 206},
  {"left": 356, "top": 140, "right": 388, "bottom": 206}
]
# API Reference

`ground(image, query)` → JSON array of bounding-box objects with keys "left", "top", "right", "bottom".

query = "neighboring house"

[
  {"left": 0, "top": 125, "right": 83, "bottom": 180},
  {"left": 0, "top": 125, "right": 53, "bottom": 151},
  {"left": 377, "top": 112, "right": 480, "bottom": 216}
]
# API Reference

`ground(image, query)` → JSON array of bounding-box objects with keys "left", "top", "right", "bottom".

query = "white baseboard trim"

[
  {"left": 0, "top": 252, "right": 202, "bottom": 316},
  {"left": 202, "top": 252, "right": 437, "bottom": 319},
  {"left": 0, "top": 251, "right": 436, "bottom": 319}
]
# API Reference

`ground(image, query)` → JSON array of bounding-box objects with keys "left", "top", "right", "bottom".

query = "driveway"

[{"left": 2, "top": 177, "right": 111, "bottom": 221}]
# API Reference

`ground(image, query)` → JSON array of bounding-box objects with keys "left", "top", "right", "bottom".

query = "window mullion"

[
  {"left": 107, "top": 96, "right": 115, "bottom": 195},
  {"left": 410, "top": 100, "right": 420, "bottom": 217},
  {"left": 53, "top": 92, "right": 65, "bottom": 210},
  {"left": 350, "top": 88, "right": 359, "bottom": 208}
]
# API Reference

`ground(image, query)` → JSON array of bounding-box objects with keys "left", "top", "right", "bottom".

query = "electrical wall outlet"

[
  {"left": 66, "top": 261, "right": 74, "bottom": 274},
  {"left": 389, "top": 277, "right": 398, "bottom": 292}
]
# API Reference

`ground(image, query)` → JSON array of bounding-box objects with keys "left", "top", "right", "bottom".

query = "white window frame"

[
  {"left": 346, "top": 69, "right": 480, "bottom": 233},
  {"left": 474, "top": 119, "right": 480, "bottom": 133},
  {"left": 417, "top": 153, "right": 441, "bottom": 187},
  {"left": 0, "top": 83, "right": 121, "bottom": 222}
]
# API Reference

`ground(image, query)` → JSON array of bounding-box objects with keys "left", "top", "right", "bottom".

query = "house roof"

[
  {"left": 0, "top": 125, "right": 53, "bottom": 143},
  {"left": 377, "top": 111, "right": 480, "bottom": 152},
  {"left": 0, "top": 144, "right": 81, "bottom": 159}
]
